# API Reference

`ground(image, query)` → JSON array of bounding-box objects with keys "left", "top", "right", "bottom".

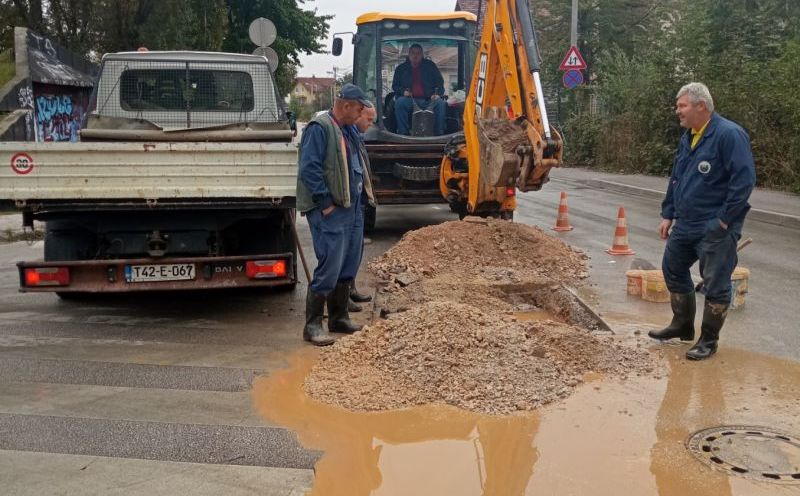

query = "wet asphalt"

[{"left": 0, "top": 169, "right": 798, "bottom": 494}]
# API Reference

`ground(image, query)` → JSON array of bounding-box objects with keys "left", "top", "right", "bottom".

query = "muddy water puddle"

[{"left": 252, "top": 344, "right": 800, "bottom": 495}]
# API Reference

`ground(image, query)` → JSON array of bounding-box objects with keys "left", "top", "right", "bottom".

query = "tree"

[{"left": 223, "top": 0, "right": 332, "bottom": 96}]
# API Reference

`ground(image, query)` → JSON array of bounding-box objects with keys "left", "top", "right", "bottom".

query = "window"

[{"left": 120, "top": 69, "right": 254, "bottom": 112}]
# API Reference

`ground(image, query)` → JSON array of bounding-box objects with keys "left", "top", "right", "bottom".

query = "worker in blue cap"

[
  {"left": 296, "top": 83, "right": 375, "bottom": 346},
  {"left": 649, "top": 82, "right": 756, "bottom": 360}
]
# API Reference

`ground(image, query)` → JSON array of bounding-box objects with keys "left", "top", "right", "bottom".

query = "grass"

[{"left": 0, "top": 49, "right": 16, "bottom": 87}]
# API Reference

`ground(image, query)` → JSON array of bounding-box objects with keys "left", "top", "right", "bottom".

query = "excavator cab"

[
  {"left": 348, "top": 12, "right": 477, "bottom": 139},
  {"left": 333, "top": 12, "right": 478, "bottom": 230}
]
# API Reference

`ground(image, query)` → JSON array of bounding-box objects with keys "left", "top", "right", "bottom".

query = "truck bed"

[{"left": 1, "top": 142, "right": 297, "bottom": 205}]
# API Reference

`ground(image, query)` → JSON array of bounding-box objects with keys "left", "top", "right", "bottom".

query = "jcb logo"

[{"left": 475, "top": 53, "right": 488, "bottom": 119}]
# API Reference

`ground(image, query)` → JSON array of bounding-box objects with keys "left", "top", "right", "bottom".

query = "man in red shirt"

[{"left": 391, "top": 44, "right": 447, "bottom": 135}]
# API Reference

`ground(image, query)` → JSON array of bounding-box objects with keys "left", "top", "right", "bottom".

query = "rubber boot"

[
  {"left": 303, "top": 289, "right": 335, "bottom": 346},
  {"left": 686, "top": 301, "right": 727, "bottom": 360},
  {"left": 350, "top": 282, "right": 372, "bottom": 303},
  {"left": 348, "top": 299, "right": 362, "bottom": 313},
  {"left": 328, "top": 281, "right": 363, "bottom": 334},
  {"left": 648, "top": 292, "right": 696, "bottom": 341}
]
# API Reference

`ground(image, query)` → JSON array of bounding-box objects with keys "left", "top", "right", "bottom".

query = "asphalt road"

[{"left": 0, "top": 172, "right": 797, "bottom": 494}]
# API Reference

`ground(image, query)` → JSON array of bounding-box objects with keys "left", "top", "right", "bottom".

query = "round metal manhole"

[{"left": 687, "top": 426, "right": 800, "bottom": 484}]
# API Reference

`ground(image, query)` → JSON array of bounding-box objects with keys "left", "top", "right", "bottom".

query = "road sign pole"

[{"left": 571, "top": 0, "right": 578, "bottom": 47}]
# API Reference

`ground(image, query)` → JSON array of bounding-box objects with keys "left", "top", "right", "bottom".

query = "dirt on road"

[{"left": 305, "top": 218, "right": 662, "bottom": 415}]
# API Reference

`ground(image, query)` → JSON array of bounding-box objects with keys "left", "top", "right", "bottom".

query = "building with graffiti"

[{"left": 0, "top": 28, "right": 97, "bottom": 142}]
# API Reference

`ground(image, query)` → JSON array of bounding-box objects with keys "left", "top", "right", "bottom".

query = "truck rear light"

[
  {"left": 24, "top": 267, "right": 70, "bottom": 287},
  {"left": 506, "top": 186, "right": 516, "bottom": 196},
  {"left": 246, "top": 260, "right": 287, "bottom": 279}
]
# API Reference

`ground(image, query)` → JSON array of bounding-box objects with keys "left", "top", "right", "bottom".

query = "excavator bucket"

[{"left": 476, "top": 118, "right": 530, "bottom": 190}]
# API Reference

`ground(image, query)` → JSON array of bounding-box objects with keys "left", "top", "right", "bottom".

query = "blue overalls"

[
  {"left": 661, "top": 113, "right": 756, "bottom": 304},
  {"left": 299, "top": 118, "right": 365, "bottom": 296}
]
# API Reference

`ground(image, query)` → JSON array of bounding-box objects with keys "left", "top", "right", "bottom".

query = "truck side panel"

[{"left": 1, "top": 142, "right": 297, "bottom": 203}]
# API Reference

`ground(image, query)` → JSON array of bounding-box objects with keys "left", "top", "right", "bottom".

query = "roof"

[
  {"left": 102, "top": 51, "right": 269, "bottom": 64},
  {"left": 453, "top": 0, "right": 487, "bottom": 34},
  {"left": 294, "top": 77, "right": 336, "bottom": 90},
  {"left": 356, "top": 11, "right": 477, "bottom": 24}
]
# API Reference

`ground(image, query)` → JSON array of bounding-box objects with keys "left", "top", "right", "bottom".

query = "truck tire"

[{"left": 364, "top": 204, "right": 377, "bottom": 233}]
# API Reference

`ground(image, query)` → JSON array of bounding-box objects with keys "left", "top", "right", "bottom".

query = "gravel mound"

[
  {"left": 305, "top": 218, "right": 661, "bottom": 416},
  {"left": 368, "top": 217, "right": 589, "bottom": 287},
  {"left": 305, "top": 301, "right": 658, "bottom": 415}
]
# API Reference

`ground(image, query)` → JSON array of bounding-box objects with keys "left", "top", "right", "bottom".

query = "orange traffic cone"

[
  {"left": 606, "top": 206, "right": 635, "bottom": 255},
  {"left": 552, "top": 191, "right": 573, "bottom": 231}
]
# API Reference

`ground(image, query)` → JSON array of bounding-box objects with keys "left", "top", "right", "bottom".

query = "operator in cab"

[{"left": 392, "top": 43, "right": 447, "bottom": 136}]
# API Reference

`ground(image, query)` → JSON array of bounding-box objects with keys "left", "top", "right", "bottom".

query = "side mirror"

[{"left": 332, "top": 37, "right": 343, "bottom": 56}]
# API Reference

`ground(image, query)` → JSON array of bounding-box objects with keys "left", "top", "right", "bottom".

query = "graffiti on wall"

[{"left": 33, "top": 85, "right": 91, "bottom": 142}]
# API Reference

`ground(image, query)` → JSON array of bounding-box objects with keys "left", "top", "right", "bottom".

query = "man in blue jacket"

[
  {"left": 391, "top": 44, "right": 447, "bottom": 135},
  {"left": 296, "top": 84, "right": 374, "bottom": 346},
  {"left": 649, "top": 82, "right": 756, "bottom": 360}
]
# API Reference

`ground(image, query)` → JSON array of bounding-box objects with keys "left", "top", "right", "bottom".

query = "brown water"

[{"left": 252, "top": 343, "right": 800, "bottom": 495}]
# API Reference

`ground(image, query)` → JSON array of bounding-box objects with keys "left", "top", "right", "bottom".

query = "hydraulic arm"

[{"left": 441, "top": 0, "right": 563, "bottom": 217}]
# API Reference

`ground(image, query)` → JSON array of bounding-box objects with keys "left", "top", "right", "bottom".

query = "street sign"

[
  {"left": 253, "top": 46, "right": 279, "bottom": 72},
  {"left": 248, "top": 18, "right": 277, "bottom": 47},
  {"left": 559, "top": 45, "right": 587, "bottom": 71},
  {"left": 562, "top": 69, "right": 584, "bottom": 89}
]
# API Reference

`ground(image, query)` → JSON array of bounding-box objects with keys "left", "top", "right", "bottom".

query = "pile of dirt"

[
  {"left": 304, "top": 301, "right": 659, "bottom": 415},
  {"left": 305, "top": 218, "right": 661, "bottom": 416},
  {"left": 368, "top": 217, "right": 589, "bottom": 288}
]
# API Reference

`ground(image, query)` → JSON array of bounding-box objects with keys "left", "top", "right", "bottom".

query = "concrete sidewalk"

[{"left": 550, "top": 167, "right": 800, "bottom": 229}]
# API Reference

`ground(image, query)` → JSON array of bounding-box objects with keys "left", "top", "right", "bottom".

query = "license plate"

[{"left": 125, "top": 263, "right": 196, "bottom": 283}]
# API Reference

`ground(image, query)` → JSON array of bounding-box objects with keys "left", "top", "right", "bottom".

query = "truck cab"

[{"left": 335, "top": 12, "right": 478, "bottom": 228}]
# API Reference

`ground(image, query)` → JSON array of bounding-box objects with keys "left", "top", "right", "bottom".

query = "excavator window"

[{"left": 352, "top": 17, "right": 476, "bottom": 136}]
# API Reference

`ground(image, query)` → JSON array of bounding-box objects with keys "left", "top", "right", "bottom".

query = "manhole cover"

[{"left": 687, "top": 426, "right": 800, "bottom": 484}]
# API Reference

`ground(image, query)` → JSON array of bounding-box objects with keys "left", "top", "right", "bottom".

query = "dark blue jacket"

[
  {"left": 391, "top": 58, "right": 445, "bottom": 99},
  {"left": 661, "top": 113, "right": 756, "bottom": 225}
]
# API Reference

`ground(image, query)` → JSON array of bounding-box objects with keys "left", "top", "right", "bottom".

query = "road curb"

[{"left": 586, "top": 179, "right": 800, "bottom": 230}]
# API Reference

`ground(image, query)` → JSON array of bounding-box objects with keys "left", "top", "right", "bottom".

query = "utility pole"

[
  {"left": 327, "top": 66, "right": 340, "bottom": 106},
  {"left": 570, "top": 0, "right": 578, "bottom": 47}
]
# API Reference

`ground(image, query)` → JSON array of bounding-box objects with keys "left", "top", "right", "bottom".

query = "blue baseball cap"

[{"left": 337, "top": 83, "right": 373, "bottom": 108}]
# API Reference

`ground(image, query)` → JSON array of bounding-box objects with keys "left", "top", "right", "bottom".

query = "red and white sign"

[
  {"left": 559, "top": 45, "right": 587, "bottom": 71},
  {"left": 10, "top": 152, "right": 34, "bottom": 175}
]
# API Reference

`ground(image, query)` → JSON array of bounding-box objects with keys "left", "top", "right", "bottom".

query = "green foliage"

[
  {"left": 223, "top": 0, "right": 332, "bottom": 96},
  {"left": 288, "top": 97, "right": 313, "bottom": 121},
  {"left": 540, "top": 0, "right": 800, "bottom": 192},
  {"left": 0, "top": 48, "right": 15, "bottom": 86},
  {"left": 1, "top": 0, "right": 330, "bottom": 98}
]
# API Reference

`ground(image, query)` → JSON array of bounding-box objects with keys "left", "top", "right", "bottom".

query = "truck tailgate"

[{"left": 0, "top": 142, "right": 297, "bottom": 203}]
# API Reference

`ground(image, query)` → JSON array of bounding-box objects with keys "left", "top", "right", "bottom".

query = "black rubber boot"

[
  {"left": 686, "top": 301, "right": 727, "bottom": 360},
  {"left": 303, "top": 289, "right": 335, "bottom": 346},
  {"left": 349, "top": 282, "right": 372, "bottom": 303},
  {"left": 648, "top": 292, "right": 696, "bottom": 341},
  {"left": 348, "top": 299, "right": 362, "bottom": 313},
  {"left": 328, "top": 281, "right": 363, "bottom": 334}
]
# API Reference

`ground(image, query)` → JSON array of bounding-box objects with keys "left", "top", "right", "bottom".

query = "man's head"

[
  {"left": 408, "top": 44, "right": 424, "bottom": 68},
  {"left": 333, "top": 83, "right": 373, "bottom": 125},
  {"left": 355, "top": 105, "right": 377, "bottom": 133},
  {"left": 675, "top": 82, "right": 714, "bottom": 129}
]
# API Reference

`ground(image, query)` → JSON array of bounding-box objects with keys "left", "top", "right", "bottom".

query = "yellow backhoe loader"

[{"left": 332, "top": 0, "right": 562, "bottom": 227}]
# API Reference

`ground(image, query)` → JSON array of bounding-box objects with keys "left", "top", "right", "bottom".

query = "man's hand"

[
  {"left": 659, "top": 219, "right": 673, "bottom": 240},
  {"left": 403, "top": 89, "right": 412, "bottom": 97},
  {"left": 322, "top": 205, "right": 336, "bottom": 216}
]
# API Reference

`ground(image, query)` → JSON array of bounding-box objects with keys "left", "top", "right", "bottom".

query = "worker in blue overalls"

[
  {"left": 649, "top": 82, "right": 756, "bottom": 360},
  {"left": 296, "top": 84, "right": 374, "bottom": 346}
]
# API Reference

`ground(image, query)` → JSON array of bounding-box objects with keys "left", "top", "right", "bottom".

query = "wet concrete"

[{"left": 253, "top": 338, "right": 800, "bottom": 495}]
